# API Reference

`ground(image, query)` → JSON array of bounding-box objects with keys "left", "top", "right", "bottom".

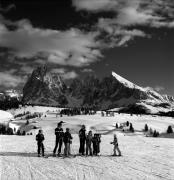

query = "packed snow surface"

[{"left": 0, "top": 111, "right": 174, "bottom": 180}]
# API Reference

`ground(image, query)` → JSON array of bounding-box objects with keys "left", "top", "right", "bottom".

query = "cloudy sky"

[{"left": 0, "top": 0, "right": 173, "bottom": 95}]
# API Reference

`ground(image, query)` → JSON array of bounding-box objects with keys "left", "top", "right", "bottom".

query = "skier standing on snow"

[
  {"left": 92, "top": 134, "right": 101, "bottom": 156},
  {"left": 63, "top": 128, "right": 73, "bottom": 157},
  {"left": 110, "top": 134, "right": 121, "bottom": 156},
  {"left": 79, "top": 125, "right": 86, "bottom": 155},
  {"left": 53, "top": 121, "right": 64, "bottom": 156},
  {"left": 36, "top": 129, "right": 45, "bottom": 157},
  {"left": 86, "top": 130, "right": 93, "bottom": 156}
]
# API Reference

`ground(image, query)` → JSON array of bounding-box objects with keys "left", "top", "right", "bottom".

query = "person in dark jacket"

[
  {"left": 86, "top": 130, "right": 93, "bottom": 156},
  {"left": 36, "top": 129, "right": 45, "bottom": 157},
  {"left": 79, "top": 125, "right": 86, "bottom": 155},
  {"left": 63, "top": 128, "right": 73, "bottom": 156},
  {"left": 53, "top": 121, "right": 64, "bottom": 156},
  {"left": 92, "top": 133, "right": 101, "bottom": 156}
]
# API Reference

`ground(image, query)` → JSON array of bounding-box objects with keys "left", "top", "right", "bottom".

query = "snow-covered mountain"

[
  {"left": 162, "top": 94, "right": 174, "bottom": 104},
  {"left": 112, "top": 71, "right": 173, "bottom": 104},
  {"left": 111, "top": 71, "right": 174, "bottom": 114},
  {"left": 22, "top": 66, "right": 173, "bottom": 115}
]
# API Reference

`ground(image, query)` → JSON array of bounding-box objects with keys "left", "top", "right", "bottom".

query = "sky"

[{"left": 0, "top": 0, "right": 173, "bottom": 96}]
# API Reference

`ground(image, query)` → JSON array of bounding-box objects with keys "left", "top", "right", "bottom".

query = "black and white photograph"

[{"left": 0, "top": 0, "right": 174, "bottom": 179}]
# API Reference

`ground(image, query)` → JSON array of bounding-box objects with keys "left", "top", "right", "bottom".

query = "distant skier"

[
  {"left": 63, "top": 128, "right": 73, "bottom": 157},
  {"left": 79, "top": 125, "right": 86, "bottom": 155},
  {"left": 92, "top": 133, "right": 101, "bottom": 156},
  {"left": 36, "top": 129, "right": 45, "bottom": 157},
  {"left": 53, "top": 121, "right": 64, "bottom": 156},
  {"left": 86, "top": 130, "right": 93, "bottom": 156},
  {"left": 110, "top": 134, "right": 121, "bottom": 156}
]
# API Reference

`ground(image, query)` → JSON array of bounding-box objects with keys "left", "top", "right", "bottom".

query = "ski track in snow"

[{"left": 1, "top": 113, "right": 174, "bottom": 180}]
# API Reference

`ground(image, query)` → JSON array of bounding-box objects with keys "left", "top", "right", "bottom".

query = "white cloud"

[
  {"left": 81, "top": 68, "right": 94, "bottom": 73},
  {"left": 0, "top": 0, "right": 173, "bottom": 92},
  {"left": 50, "top": 68, "right": 66, "bottom": 74},
  {"left": 73, "top": 0, "right": 118, "bottom": 11},
  {"left": 62, "top": 71, "right": 78, "bottom": 79},
  {"left": 50, "top": 68, "right": 78, "bottom": 80},
  {"left": 72, "top": 0, "right": 174, "bottom": 50},
  {"left": 0, "top": 20, "right": 101, "bottom": 67},
  {"left": 20, "top": 66, "right": 33, "bottom": 74},
  {"left": 73, "top": 0, "right": 174, "bottom": 28},
  {"left": 0, "top": 71, "right": 25, "bottom": 88}
]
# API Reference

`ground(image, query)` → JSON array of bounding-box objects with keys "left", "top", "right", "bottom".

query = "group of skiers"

[
  {"left": 36, "top": 121, "right": 121, "bottom": 157},
  {"left": 78, "top": 125, "right": 101, "bottom": 156}
]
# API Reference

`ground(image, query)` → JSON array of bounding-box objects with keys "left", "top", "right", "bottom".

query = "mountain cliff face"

[
  {"left": 22, "top": 66, "right": 174, "bottom": 114},
  {"left": 23, "top": 66, "right": 68, "bottom": 106}
]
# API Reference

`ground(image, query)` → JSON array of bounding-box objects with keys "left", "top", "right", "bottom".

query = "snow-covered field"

[
  {"left": 8, "top": 106, "right": 63, "bottom": 116},
  {"left": 0, "top": 112, "right": 174, "bottom": 180}
]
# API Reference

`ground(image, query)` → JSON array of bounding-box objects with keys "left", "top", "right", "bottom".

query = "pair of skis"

[{"left": 38, "top": 154, "right": 122, "bottom": 158}]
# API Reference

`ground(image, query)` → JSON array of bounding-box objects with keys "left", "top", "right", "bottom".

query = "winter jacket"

[
  {"left": 55, "top": 127, "right": 64, "bottom": 139},
  {"left": 111, "top": 138, "right": 118, "bottom": 146},
  {"left": 79, "top": 129, "right": 86, "bottom": 140},
  {"left": 86, "top": 134, "right": 93, "bottom": 145},
  {"left": 36, "top": 133, "right": 45, "bottom": 143},
  {"left": 63, "top": 132, "right": 73, "bottom": 144},
  {"left": 92, "top": 136, "right": 101, "bottom": 145}
]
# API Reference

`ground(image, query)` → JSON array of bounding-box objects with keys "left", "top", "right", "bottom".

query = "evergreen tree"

[
  {"left": 129, "top": 123, "right": 134, "bottom": 132},
  {"left": 153, "top": 130, "right": 157, "bottom": 137},
  {"left": 126, "top": 121, "right": 129, "bottom": 126},
  {"left": 149, "top": 128, "right": 153, "bottom": 135},
  {"left": 144, "top": 124, "right": 148, "bottom": 132},
  {"left": 116, "top": 123, "right": 118, "bottom": 129},
  {"left": 167, "top": 125, "right": 173, "bottom": 134}
]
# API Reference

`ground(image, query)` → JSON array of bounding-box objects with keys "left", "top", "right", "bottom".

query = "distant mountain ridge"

[{"left": 22, "top": 66, "right": 174, "bottom": 114}]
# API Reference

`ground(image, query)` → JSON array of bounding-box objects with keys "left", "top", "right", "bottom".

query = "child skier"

[
  {"left": 36, "top": 129, "right": 45, "bottom": 157},
  {"left": 92, "top": 133, "right": 101, "bottom": 156},
  {"left": 86, "top": 130, "right": 93, "bottom": 156},
  {"left": 63, "top": 128, "right": 73, "bottom": 157},
  {"left": 110, "top": 134, "right": 121, "bottom": 156}
]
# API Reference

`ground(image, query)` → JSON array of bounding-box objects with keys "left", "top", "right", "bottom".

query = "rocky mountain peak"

[
  {"left": 22, "top": 66, "right": 67, "bottom": 105},
  {"left": 22, "top": 67, "right": 173, "bottom": 114}
]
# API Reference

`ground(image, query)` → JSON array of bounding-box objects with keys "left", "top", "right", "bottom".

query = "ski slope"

[
  {"left": 0, "top": 113, "right": 174, "bottom": 180},
  {"left": 0, "top": 110, "right": 13, "bottom": 123}
]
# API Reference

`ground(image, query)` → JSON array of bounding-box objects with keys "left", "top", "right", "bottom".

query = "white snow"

[
  {"left": 112, "top": 71, "right": 144, "bottom": 91},
  {"left": 0, "top": 112, "right": 174, "bottom": 180},
  {"left": 8, "top": 106, "right": 63, "bottom": 116},
  {"left": 0, "top": 110, "right": 13, "bottom": 123}
]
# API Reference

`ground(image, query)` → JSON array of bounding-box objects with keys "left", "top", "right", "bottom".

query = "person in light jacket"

[{"left": 110, "top": 134, "right": 121, "bottom": 156}]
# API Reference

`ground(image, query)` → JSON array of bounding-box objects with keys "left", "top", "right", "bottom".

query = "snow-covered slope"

[
  {"left": 0, "top": 113, "right": 174, "bottom": 180},
  {"left": 163, "top": 94, "right": 174, "bottom": 104},
  {"left": 0, "top": 110, "right": 13, "bottom": 123},
  {"left": 112, "top": 71, "right": 144, "bottom": 91}
]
